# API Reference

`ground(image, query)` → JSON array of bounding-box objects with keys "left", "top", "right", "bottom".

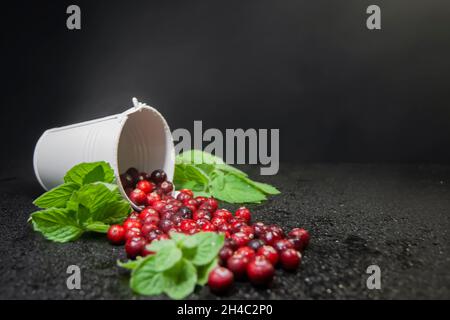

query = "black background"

[{"left": 2, "top": 0, "right": 450, "bottom": 178}]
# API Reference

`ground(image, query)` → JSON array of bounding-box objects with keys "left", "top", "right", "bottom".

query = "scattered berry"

[
  {"left": 246, "top": 256, "right": 274, "bottom": 286},
  {"left": 107, "top": 225, "right": 126, "bottom": 245},
  {"left": 280, "top": 249, "right": 301, "bottom": 271},
  {"left": 208, "top": 267, "right": 234, "bottom": 293}
]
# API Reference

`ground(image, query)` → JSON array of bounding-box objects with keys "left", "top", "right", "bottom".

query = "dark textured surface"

[{"left": 1, "top": 163, "right": 449, "bottom": 300}]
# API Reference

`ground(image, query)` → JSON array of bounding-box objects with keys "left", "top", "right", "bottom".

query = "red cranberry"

[
  {"left": 150, "top": 169, "right": 167, "bottom": 184},
  {"left": 136, "top": 180, "right": 154, "bottom": 194},
  {"left": 195, "top": 218, "right": 209, "bottom": 229},
  {"left": 217, "top": 223, "right": 231, "bottom": 234},
  {"left": 146, "top": 192, "right": 161, "bottom": 206},
  {"left": 202, "top": 222, "right": 217, "bottom": 232},
  {"left": 123, "top": 219, "right": 142, "bottom": 231},
  {"left": 120, "top": 173, "right": 135, "bottom": 189},
  {"left": 260, "top": 230, "right": 282, "bottom": 246},
  {"left": 179, "top": 189, "right": 194, "bottom": 197},
  {"left": 178, "top": 207, "right": 193, "bottom": 219},
  {"left": 127, "top": 212, "right": 140, "bottom": 220},
  {"left": 141, "top": 223, "right": 159, "bottom": 236},
  {"left": 231, "top": 232, "right": 251, "bottom": 247},
  {"left": 125, "top": 187, "right": 133, "bottom": 197},
  {"left": 177, "top": 192, "right": 192, "bottom": 202},
  {"left": 152, "top": 200, "right": 166, "bottom": 212},
  {"left": 239, "top": 225, "right": 255, "bottom": 237},
  {"left": 183, "top": 199, "right": 199, "bottom": 208},
  {"left": 268, "top": 225, "right": 285, "bottom": 238},
  {"left": 142, "top": 215, "right": 160, "bottom": 226},
  {"left": 235, "top": 246, "right": 256, "bottom": 260},
  {"left": 138, "top": 207, "right": 159, "bottom": 221},
  {"left": 235, "top": 207, "right": 251, "bottom": 223},
  {"left": 208, "top": 267, "right": 234, "bottom": 294},
  {"left": 129, "top": 189, "right": 147, "bottom": 206},
  {"left": 288, "top": 228, "right": 310, "bottom": 249},
  {"left": 159, "top": 181, "right": 173, "bottom": 194},
  {"left": 198, "top": 203, "right": 215, "bottom": 213},
  {"left": 247, "top": 239, "right": 265, "bottom": 251},
  {"left": 219, "top": 247, "right": 234, "bottom": 265},
  {"left": 253, "top": 222, "right": 266, "bottom": 237},
  {"left": 138, "top": 171, "right": 151, "bottom": 181},
  {"left": 141, "top": 243, "right": 155, "bottom": 257},
  {"left": 126, "top": 167, "right": 139, "bottom": 182},
  {"left": 230, "top": 220, "right": 247, "bottom": 233},
  {"left": 246, "top": 256, "right": 274, "bottom": 286},
  {"left": 273, "top": 239, "right": 294, "bottom": 253},
  {"left": 160, "top": 204, "right": 179, "bottom": 214},
  {"left": 194, "top": 196, "right": 207, "bottom": 204},
  {"left": 125, "top": 236, "right": 146, "bottom": 259},
  {"left": 107, "top": 225, "right": 126, "bottom": 245},
  {"left": 171, "top": 214, "right": 183, "bottom": 226},
  {"left": 159, "top": 219, "right": 175, "bottom": 233},
  {"left": 125, "top": 227, "right": 142, "bottom": 240},
  {"left": 213, "top": 209, "right": 233, "bottom": 221},
  {"left": 211, "top": 216, "right": 227, "bottom": 228},
  {"left": 180, "top": 219, "right": 197, "bottom": 234},
  {"left": 224, "top": 238, "right": 238, "bottom": 250},
  {"left": 146, "top": 230, "right": 163, "bottom": 242},
  {"left": 205, "top": 198, "right": 218, "bottom": 211},
  {"left": 193, "top": 209, "right": 212, "bottom": 221},
  {"left": 280, "top": 249, "right": 301, "bottom": 271},
  {"left": 256, "top": 245, "right": 279, "bottom": 265},
  {"left": 227, "top": 254, "right": 249, "bottom": 279}
]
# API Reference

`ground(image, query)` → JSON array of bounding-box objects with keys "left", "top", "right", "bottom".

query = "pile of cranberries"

[{"left": 107, "top": 168, "right": 310, "bottom": 295}]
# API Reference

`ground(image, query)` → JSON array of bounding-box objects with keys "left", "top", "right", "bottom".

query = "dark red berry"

[
  {"left": 260, "top": 230, "right": 282, "bottom": 246},
  {"left": 123, "top": 219, "right": 142, "bottom": 231},
  {"left": 171, "top": 214, "right": 183, "bottom": 226},
  {"left": 125, "top": 236, "right": 146, "bottom": 259},
  {"left": 183, "top": 198, "right": 199, "bottom": 208},
  {"left": 205, "top": 198, "right": 218, "bottom": 211},
  {"left": 138, "top": 172, "right": 151, "bottom": 181},
  {"left": 136, "top": 180, "right": 154, "bottom": 194},
  {"left": 202, "top": 222, "right": 217, "bottom": 232},
  {"left": 159, "top": 181, "right": 174, "bottom": 194},
  {"left": 198, "top": 203, "right": 215, "bottom": 213},
  {"left": 146, "top": 230, "right": 163, "bottom": 242},
  {"left": 208, "top": 267, "right": 234, "bottom": 293},
  {"left": 138, "top": 207, "right": 158, "bottom": 221},
  {"left": 125, "top": 227, "right": 142, "bottom": 240},
  {"left": 120, "top": 173, "right": 135, "bottom": 189},
  {"left": 219, "top": 247, "right": 234, "bottom": 264},
  {"left": 211, "top": 216, "right": 227, "bottom": 228},
  {"left": 224, "top": 238, "right": 238, "bottom": 250},
  {"left": 235, "top": 207, "right": 251, "bottom": 223},
  {"left": 159, "top": 219, "right": 175, "bottom": 233},
  {"left": 126, "top": 167, "right": 139, "bottom": 181},
  {"left": 268, "top": 225, "right": 285, "bottom": 238},
  {"left": 217, "top": 223, "right": 231, "bottom": 234},
  {"left": 193, "top": 209, "right": 212, "bottom": 221},
  {"left": 127, "top": 212, "right": 140, "bottom": 220},
  {"left": 141, "top": 223, "right": 159, "bottom": 236},
  {"left": 253, "top": 222, "right": 266, "bottom": 237},
  {"left": 230, "top": 220, "right": 247, "bottom": 233},
  {"left": 152, "top": 200, "right": 167, "bottom": 212},
  {"left": 288, "top": 228, "right": 310, "bottom": 250},
  {"left": 142, "top": 215, "right": 160, "bottom": 226},
  {"left": 231, "top": 232, "right": 251, "bottom": 247},
  {"left": 273, "top": 239, "right": 294, "bottom": 253},
  {"left": 107, "top": 225, "right": 126, "bottom": 245},
  {"left": 256, "top": 245, "right": 279, "bottom": 265},
  {"left": 176, "top": 192, "right": 192, "bottom": 202},
  {"left": 180, "top": 219, "right": 197, "bottom": 234},
  {"left": 227, "top": 254, "right": 249, "bottom": 279},
  {"left": 246, "top": 256, "right": 274, "bottom": 286},
  {"left": 235, "top": 246, "right": 256, "bottom": 260},
  {"left": 129, "top": 189, "right": 147, "bottom": 206},
  {"left": 146, "top": 192, "right": 161, "bottom": 206},
  {"left": 178, "top": 207, "right": 193, "bottom": 219},
  {"left": 150, "top": 169, "right": 167, "bottom": 184},
  {"left": 179, "top": 189, "right": 194, "bottom": 198},
  {"left": 280, "top": 249, "right": 301, "bottom": 271},
  {"left": 247, "top": 239, "right": 265, "bottom": 251},
  {"left": 194, "top": 196, "right": 207, "bottom": 205},
  {"left": 239, "top": 225, "right": 255, "bottom": 237},
  {"left": 213, "top": 209, "right": 233, "bottom": 221}
]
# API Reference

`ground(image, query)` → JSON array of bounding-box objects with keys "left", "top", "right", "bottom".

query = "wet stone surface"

[{"left": 1, "top": 163, "right": 449, "bottom": 299}]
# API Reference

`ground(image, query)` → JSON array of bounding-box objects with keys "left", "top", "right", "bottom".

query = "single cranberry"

[
  {"left": 176, "top": 192, "right": 192, "bottom": 202},
  {"left": 152, "top": 200, "right": 167, "bottom": 212},
  {"left": 178, "top": 207, "right": 193, "bottom": 219},
  {"left": 260, "top": 230, "right": 282, "bottom": 246},
  {"left": 288, "top": 228, "right": 310, "bottom": 249},
  {"left": 217, "top": 223, "right": 231, "bottom": 234},
  {"left": 146, "top": 192, "right": 161, "bottom": 206},
  {"left": 142, "top": 215, "right": 160, "bottom": 226},
  {"left": 219, "top": 247, "right": 234, "bottom": 265},
  {"left": 205, "top": 198, "right": 218, "bottom": 211},
  {"left": 107, "top": 225, "right": 126, "bottom": 245},
  {"left": 235, "top": 207, "right": 251, "bottom": 223},
  {"left": 123, "top": 219, "right": 142, "bottom": 231},
  {"left": 183, "top": 198, "right": 199, "bottom": 208},
  {"left": 136, "top": 180, "right": 154, "bottom": 194},
  {"left": 146, "top": 230, "right": 163, "bottom": 242},
  {"left": 246, "top": 256, "right": 274, "bottom": 286},
  {"left": 125, "top": 236, "right": 146, "bottom": 259},
  {"left": 239, "top": 225, "right": 255, "bottom": 237},
  {"left": 211, "top": 216, "right": 227, "bottom": 228},
  {"left": 195, "top": 218, "right": 209, "bottom": 229},
  {"left": 159, "top": 219, "right": 175, "bottom": 233},
  {"left": 180, "top": 219, "right": 197, "bottom": 233},
  {"left": 159, "top": 181, "right": 174, "bottom": 194},
  {"left": 224, "top": 238, "right": 238, "bottom": 250},
  {"left": 273, "top": 239, "right": 295, "bottom": 253},
  {"left": 198, "top": 203, "right": 214, "bottom": 213},
  {"left": 202, "top": 222, "right": 217, "bottom": 232},
  {"left": 125, "top": 227, "right": 142, "bottom": 240},
  {"left": 179, "top": 189, "right": 194, "bottom": 198},
  {"left": 120, "top": 173, "right": 135, "bottom": 189},
  {"left": 141, "top": 243, "right": 155, "bottom": 257},
  {"left": 138, "top": 207, "right": 159, "bottom": 221},
  {"left": 150, "top": 169, "right": 167, "bottom": 184},
  {"left": 247, "top": 239, "right": 265, "bottom": 251},
  {"left": 141, "top": 223, "right": 159, "bottom": 236},
  {"left": 171, "top": 214, "right": 183, "bottom": 226},
  {"left": 138, "top": 171, "right": 151, "bottom": 181},
  {"left": 127, "top": 212, "right": 140, "bottom": 220},
  {"left": 256, "top": 245, "right": 279, "bottom": 265},
  {"left": 208, "top": 267, "right": 234, "bottom": 293},
  {"left": 213, "top": 209, "right": 233, "bottom": 221},
  {"left": 193, "top": 209, "right": 212, "bottom": 221},
  {"left": 280, "top": 249, "right": 301, "bottom": 271},
  {"left": 231, "top": 232, "right": 251, "bottom": 247},
  {"left": 235, "top": 246, "right": 256, "bottom": 260},
  {"left": 230, "top": 220, "right": 247, "bottom": 234},
  {"left": 160, "top": 204, "right": 179, "bottom": 214},
  {"left": 227, "top": 254, "right": 249, "bottom": 279},
  {"left": 194, "top": 196, "right": 207, "bottom": 205},
  {"left": 126, "top": 167, "right": 140, "bottom": 182},
  {"left": 129, "top": 189, "right": 147, "bottom": 205},
  {"left": 268, "top": 225, "right": 285, "bottom": 238}
]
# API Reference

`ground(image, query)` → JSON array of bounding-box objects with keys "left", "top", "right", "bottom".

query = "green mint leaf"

[
  {"left": 146, "top": 240, "right": 182, "bottom": 272},
  {"left": 33, "top": 182, "right": 79, "bottom": 209},
  {"left": 30, "top": 208, "right": 84, "bottom": 243},
  {"left": 117, "top": 257, "right": 145, "bottom": 270},
  {"left": 242, "top": 179, "right": 280, "bottom": 195},
  {"left": 189, "top": 232, "right": 225, "bottom": 266},
  {"left": 163, "top": 259, "right": 197, "bottom": 300},
  {"left": 210, "top": 173, "right": 267, "bottom": 203},
  {"left": 64, "top": 161, "right": 115, "bottom": 185},
  {"left": 130, "top": 255, "right": 168, "bottom": 296},
  {"left": 84, "top": 221, "right": 110, "bottom": 233},
  {"left": 174, "top": 163, "right": 210, "bottom": 192},
  {"left": 82, "top": 165, "right": 105, "bottom": 185},
  {"left": 196, "top": 258, "right": 218, "bottom": 285}
]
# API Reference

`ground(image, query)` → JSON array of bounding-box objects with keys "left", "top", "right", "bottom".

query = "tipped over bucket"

[{"left": 33, "top": 98, "right": 175, "bottom": 210}]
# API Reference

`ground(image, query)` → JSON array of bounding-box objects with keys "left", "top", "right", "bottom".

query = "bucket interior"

[{"left": 117, "top": 108, "right": 174, "bottom": 207}]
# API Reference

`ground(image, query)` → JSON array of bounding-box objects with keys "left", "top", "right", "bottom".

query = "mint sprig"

[
  {"left": 30, "top": 162, "right": 130, "bottom": 243},
  {"left": 174, "top": 150, "right": 280, "bottom": 203},
  {"left": 119, "top": 232, "right": 225, "bottom": 299}
]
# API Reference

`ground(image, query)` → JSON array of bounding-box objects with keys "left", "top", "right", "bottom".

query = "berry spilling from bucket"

[{"left": 111, "top": 168, "right": 310, "bottom": 295}]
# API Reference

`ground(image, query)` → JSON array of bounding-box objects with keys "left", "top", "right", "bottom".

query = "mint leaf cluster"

[
  {"left": 118, "top": 232, "right": 224, "bottom": 299},
  {"left": 30, "top": 162, "right": 131, "bottom": 243},
  {"left": 174, "top": 150, "right": 280, "bottom": 203}
]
